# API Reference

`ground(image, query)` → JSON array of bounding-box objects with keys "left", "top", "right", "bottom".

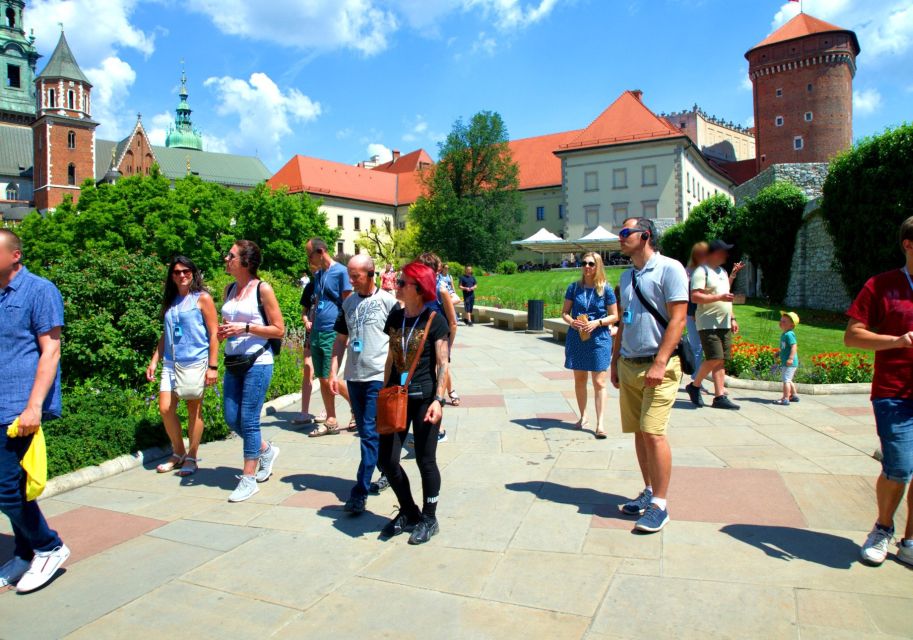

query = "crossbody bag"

[
  {"left": 631, "top": 272, "right": 696, "bottom": 376},
  {"left": 170, "top": 297, "right": 207, "bottom": 399},
  {"left": 376, "top": 312, "right": 436, "bottom": 436}
]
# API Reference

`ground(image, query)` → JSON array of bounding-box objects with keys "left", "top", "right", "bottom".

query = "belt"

[{"left": 622, "top": 354, "right": 656, "bottom": 365}]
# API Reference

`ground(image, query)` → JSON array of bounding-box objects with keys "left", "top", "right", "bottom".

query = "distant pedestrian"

[
  {"left": 561, "top": 252, "right": 618, "bottom": 438},
  {"left": 145, "top": 256, "right": 219, "bottom": 477},
  {"left": 774, "top": 311, "right": 800, "bottom": 406},
  {"left": 844, "top": 215, "right": 913, "bottom": 567},
  {"left": 685, "top": 239, "right": 741, "bottom": 410},
  {"left": 685, "top": 242, "right": 709, "bottom": 389},
  {"left": 610, "top": 218, "right": 688, "bottom": 533},
  {"left": 0, "top": 229, "right": 70, "bottom": 593},
  {"left": 219, "top": 240, "right": 285, "bottom": 502},
  {"left": 459, "top": 265, "right": 478, "bottom": 326},
  {"left": 293, "top": 255, "right": 323, "bottom": 425},
  {"left": 329, "top": 255, "right": 398, "bottom": 515},
  {"left": 381, "top": 263, "right": 397, "bottom": 293}
]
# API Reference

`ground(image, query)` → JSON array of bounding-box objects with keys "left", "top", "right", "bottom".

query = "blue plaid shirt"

[{"left": 0, "top": 265, "right": 65, "bottom": 425}]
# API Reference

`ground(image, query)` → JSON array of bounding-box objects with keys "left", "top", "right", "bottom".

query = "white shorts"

[
  {"left": 159, "top": 361, "right": 178, "bottom": 393},
  {"left": 780, "top": 366, "right": 798, "bottom": 383}
]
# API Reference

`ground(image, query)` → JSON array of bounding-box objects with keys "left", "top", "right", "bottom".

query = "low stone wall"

[{"left": 784, "top": 202, "right": 852, "bottom": 312}]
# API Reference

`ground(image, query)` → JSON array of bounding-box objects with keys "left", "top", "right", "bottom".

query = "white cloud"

[
  {"left": 853, "top": 88, "right": 882, "bottom": 114},
  {"left": 744, "top": 115, "right": 755, "bottom": 128},
  {"left": 463, "top": 0, "right": 560, "bottom": 30},
  {"left": 366, "top": 143, "right": 393, "bottom": 162},
  {"left": 188, "top": 0, "right": 398, "bottom": 56},
  {"left": 336, "top": 127, "right": 354, "bottom": 140},
  {"left": 402, "top": 115, "right": 430, "bottom": 142},
  {"left": 204, "top": 135, "right": 230, "bottom": 154},
  {"left": 470, "top": 31, "right": 498, "bottom": 56},
  {"left": 739, "top": 67, "right": 752, "bottom": 91},
  {"left": 771, "top": 1, "right": 913, "bottom": 60},
  {"left": 146, "top": 111, "right": 173, "bottom": 146},
  {"left": 83, "top": 56, "right": 136, "bottom": 139},
  {"left": 204, "top": 72, "right": 321, "bottom": 162}
]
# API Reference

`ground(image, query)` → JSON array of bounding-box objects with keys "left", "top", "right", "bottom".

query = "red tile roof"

[
  {"left": 507, "top": 130, "right": 581, "bottom": 190},
  {"left": 748, "top": 13, "right": 859, "bottom": 53},
  {"left": 269, "top": 155, "right": 398, "bottom": 206},
  {"left": 372, "top": 148, "right": 434, "bottom": 174},
  {"left": 557, "top": 91, "right": 684, "bottom": 153}
]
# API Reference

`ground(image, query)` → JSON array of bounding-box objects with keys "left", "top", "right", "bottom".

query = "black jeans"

[
  {"left": 463, "top": 293, "right": 475, "bottom": 316},
  {"left": 377, "top": 396, "right": 441, "bottom": 519}
]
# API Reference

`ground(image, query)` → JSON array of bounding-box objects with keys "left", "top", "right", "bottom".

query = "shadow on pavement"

[
  {"left": 505, "top": 480, "right": 630, "bottom": 523},
  {"left": 721, "top": 524, "right": 859, "bottom": 568},
  {"left": 316, "top": 505, "right": 390, "bottom": 539},
  {"left": 280, "top": 473, "right": 349, "bottom": 499},
  {"left": 511, "top": 418, "right": 577, "bottom": 432},
  {"left": 178, "top": 465, "right": 242, "bottom": 490},
  {"left": 263, "top": 409, "right": 321, "bottom": 434}
]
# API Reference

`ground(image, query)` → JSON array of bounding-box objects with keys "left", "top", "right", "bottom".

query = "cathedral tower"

[
  {"left": 0, "top": 0, "right": 40, "bottom": 124},
  {"left": 165, "top": 65, "right": 203, "bottom": 151}
]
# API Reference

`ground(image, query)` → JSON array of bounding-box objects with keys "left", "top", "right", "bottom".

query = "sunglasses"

[
  {"left": 172, "top": 268, "right": 192, "bottom": 277},
  {"left": 582, "top": 261, "right": 597, "bottom": 267},
  {"left": 619, "top": 227, "right": 648, "bottom": 240},
  {"left": 397, "top": 279, "right": 417, "bottom": 289}
]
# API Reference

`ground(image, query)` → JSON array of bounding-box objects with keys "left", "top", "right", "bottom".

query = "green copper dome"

[{"left": 165, "top": 66, "right": 203, "bottom": 151}]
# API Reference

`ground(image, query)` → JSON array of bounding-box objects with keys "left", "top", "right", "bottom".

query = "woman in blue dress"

[{"left": 561, "top": 252, "right": 618, "bottom": 438}]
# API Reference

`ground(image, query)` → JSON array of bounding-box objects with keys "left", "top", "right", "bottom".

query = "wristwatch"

[
  {"left": 245, "top": 322, "right": 250, "bottom": 334},
  {"left": 208, "top": 365, "right": 218, "bottom": 371},
  {"left": 434, "top": 395, "right": 447, "bottom": 406}
]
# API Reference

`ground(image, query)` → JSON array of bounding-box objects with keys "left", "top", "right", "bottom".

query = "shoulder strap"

[
  {"left": 404, "top": 311, "right": 437, "bottom": 386},
  {"left": 632, "top": 272, "right": 669, "bottom": 330},
  {"left": 256, "top": 281, "right": 268, "bottom": 325}
]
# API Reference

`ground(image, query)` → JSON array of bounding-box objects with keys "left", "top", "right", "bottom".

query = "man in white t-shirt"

[
  {"left": 685, "top": 239, "right": 740, "bottom": 410},
  {"left": 329, "top": 255, "right": 398, "bottom": 515}
]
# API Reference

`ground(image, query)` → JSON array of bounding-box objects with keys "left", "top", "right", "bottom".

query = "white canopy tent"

[
  {"left": 511, "top": 225, "right": 623, "bottom": 265},
  {"left": 575, "top": 225, "right": 621, "bottom": 251}
]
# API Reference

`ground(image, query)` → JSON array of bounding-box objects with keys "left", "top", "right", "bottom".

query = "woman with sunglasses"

[
  {"left": 145, "top": 256, "right": 219, "bottom": 476},
  {"left": 561, "top": 252, "right": 618, "bottom": 438}
]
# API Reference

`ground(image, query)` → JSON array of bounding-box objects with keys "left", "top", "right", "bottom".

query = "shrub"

[
  {"left": 659, "top": 194, "right": 742, "bottom": 265},
  {"left": 725, "top": 336, "right": 780, "bottom": 380},
  {"left": 496, "top": 260, "right": 518, "bottom": 275},
  {"left": 800, "top": 352, "right": 873, "bottom": 384},
  {"left": 447, "top": 261, "right": 464, "bottom": 276}
]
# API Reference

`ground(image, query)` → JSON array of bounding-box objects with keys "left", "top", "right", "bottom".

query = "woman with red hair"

[{"left": 378, "top": 261, "right": 451, "bottom": 545}]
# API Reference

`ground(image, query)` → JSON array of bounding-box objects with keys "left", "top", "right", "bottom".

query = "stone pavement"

[{"left": 1, "top": 323, "right": 911, "bottom": 639}]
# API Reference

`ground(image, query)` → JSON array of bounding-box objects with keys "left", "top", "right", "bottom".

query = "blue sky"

[{"left": 29, "top": 0, "right": 913, "bottom": 171}]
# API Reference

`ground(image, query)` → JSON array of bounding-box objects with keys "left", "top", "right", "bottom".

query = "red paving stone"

[
  {"left": 282, "top": 489, "right": 343, "bottom": 509},
  {"left": 541, "top": 371, "right": 575, "bottom": 380},
  {"left": 458, "top": 394, "right": 505, "bottom": 408},
  {"left": 0, "top": 506, "right": 166, "bottom": 567},
  {"left": 831, "top": 407, "right": 872, "bottom": 417},
  {"left": 591, "top": 467, "right": 808, "bottom": 529}
]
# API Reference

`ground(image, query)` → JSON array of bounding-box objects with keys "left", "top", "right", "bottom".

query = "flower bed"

[{"left": 725, "top": 336, "right": 873, "bottom": 384}]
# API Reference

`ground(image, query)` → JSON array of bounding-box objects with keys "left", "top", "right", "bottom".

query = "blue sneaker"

[
  {"left": 635, "top": 504, "right": 669, "bottom": 533},
  {"left": 619, "top": 488, "right": 653, "bottom": 516}
]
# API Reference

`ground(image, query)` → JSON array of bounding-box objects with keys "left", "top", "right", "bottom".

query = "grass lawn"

[{"left": 474, "top": 269, "right": 859, "bottom": 357}]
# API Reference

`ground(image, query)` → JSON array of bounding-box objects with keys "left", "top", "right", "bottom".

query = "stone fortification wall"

[{"left": 784, "top": 201, "right": 851, "bottom": 312}]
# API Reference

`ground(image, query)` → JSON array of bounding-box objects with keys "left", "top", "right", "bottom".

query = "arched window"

[
  {"left": 6, "top": 8, "right": 16, "bottom": 29},
  {"left": 6, "top": 183, "right": 18, "bottom": 200},
  {"left": 67, "top": 164, "right": 76, "bottom": 185},
  {"left": 67, "top": 90, "right": 75, "bottom": 109},
  {"left": 67, "top": 131, "right": 76, "bottom": 149},
  {"left": 47, "top": 88, "right": 56, "bottom": 108}
]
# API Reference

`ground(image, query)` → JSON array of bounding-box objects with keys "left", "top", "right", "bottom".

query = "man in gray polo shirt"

[
  {"left": 330, "top": 255, "right": 398, "bottom": 514},
  {"left": 610, "top": 217, "right": 688, "bottom": 533}
]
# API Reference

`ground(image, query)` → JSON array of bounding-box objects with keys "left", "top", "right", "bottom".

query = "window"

[
  {"left": 337, "top": 241, "right": 344, "bottom": 255},
  {"left": 6, "top": 64, "right": 20, "bottom": 88},
  {"left": 686, "top": 172, "right": 690, "bottom": 193},
  {"left": 536, "top": 206, "right": 545, "bottom": 221},
  {"left": 775, "top": 116, "right": 784, "bottom": 127},
  {"left": 794, "top": 136, "right": 804, "bottom": 150},
  {"left": 371, "top": 219, "right": 376, "bottom": 230},
  {"left": 67, "top": 163, "right": 76, "bottom": 185},
  {"left": 354, "top": 217, "right": 361, "bottom": 231},
  {"left": 807, "top": 83, "right": 813, "bottom": 92},
  {"left": 612, "top": 202, "right": 629, "bottom": 225},
  {"left": 337, "top": 215, "right": 344, "bottom": 228},
  {"left": 384, "top": 220, "right": 392, "bottom": 233},
  {"left": 47, "top": 88, "right": 55, "bottom": 108},
  {"left": 584, "top": 205, "right": 600, "bottom": 229},
  {"left": 805, "top": 111, "right": 813, "bottom": 122},
  {"left": 68, "top": 90, "right": 75, "bottom": 109},
  {"left": 642, "top": 200, "right": 658, "bottom": 219},
  {"left": 558, "top": 204, "right": 564, "bottom": 219},
  {"left": 612, "top": 168, "right": 627, "bottom": 189},
  {"left": 584, "top": 171, "right": 598, "bottom": 192},
  {"left": 6, "top": 183, "right": 18, "bottom": 200},
  {"left": 775, "top": 88, "right": 783, "bottom": 97},
  {"left": 6, "top": 7, "right": 15, "bottom": 29},
  {"left": 642, "top": 165, "right": 657, "bottom": 186},
  {"left": 67, "top": 131, "right": 75, "bottom": 149}
]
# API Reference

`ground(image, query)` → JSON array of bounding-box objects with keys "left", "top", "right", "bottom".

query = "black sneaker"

[
  {"left": 685, "top": 383, "right": 704, "bottom": 407},
  {"left": 380, "top": 510, "right": 419, "bottom": 538},
  {"left": 344, "top": 495, "right": 366, "bottom": 514},
  {"left": 408, "top": 516, "right": 440, "bottom": 545},
  {"left": 712, "top": 395, "right": 740, "bottom": 410},
  {"left": 369, "top": 475, "right": 390, "bottom": 495}
]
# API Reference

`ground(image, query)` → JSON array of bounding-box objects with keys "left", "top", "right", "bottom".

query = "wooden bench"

[
  {"left": 544, "top": 318, "right": 569, "bottom": 341},
  {"left": 490, "top": 308, "right": 528, "bottom": 330}
]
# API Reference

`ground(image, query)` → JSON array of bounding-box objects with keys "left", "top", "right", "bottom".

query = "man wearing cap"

[{"left": 685, "top": 239, "right": 740, "bottom": 410}]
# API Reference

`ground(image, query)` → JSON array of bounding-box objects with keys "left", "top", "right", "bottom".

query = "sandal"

[
  {"left": 309, "top": 422, "right": 339, "bottom": 438},
  {"left": 575, "top": 417, "right": 589, "bottom": 430},
  {"left": 156, "top": 454, "right": 185, "bottom": 474},
  {"left": 177, "top": 457, "right": 200, "bottom": 477},
  {"left": 345, "top": 416, "right": 358, "bottom": 432},
  {"left": 594, "top": 429, "right": 607, "bottom": 440},
  {"left": 448, "top": 390, "right": 461, "bottom": 406}
]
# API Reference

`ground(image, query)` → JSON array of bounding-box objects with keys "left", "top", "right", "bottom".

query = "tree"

[
  {"left": 410, "top": 111, "right": 522, "bottom": 269},
  {"left": 821, "top": 123, "right": 913, "bottom": 297},
  {"left": 356, "top": 221, "right": 421, "bottom": 265},
  {"left": 659, "top": 194, "right": 741, "bottom": 264}
]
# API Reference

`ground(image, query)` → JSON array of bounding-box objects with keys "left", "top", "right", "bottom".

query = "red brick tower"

[
  {"left": 746, "top": 13, "right": 860, "bottom": 172},
  {"left": 32, "top": 31, "right": 97, "bottom": 211}
]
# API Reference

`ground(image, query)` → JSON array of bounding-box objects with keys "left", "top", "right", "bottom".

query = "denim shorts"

[
  {"left": 872, "top": 398, "right": 913, "bottom": 483},
  {"left": 780, "top": 366, "right": 797, "bottom": 383}
]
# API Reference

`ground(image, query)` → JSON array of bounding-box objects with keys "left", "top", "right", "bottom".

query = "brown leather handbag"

[{"left": 376, "top": 312, "right": 436, "bottom": 435}]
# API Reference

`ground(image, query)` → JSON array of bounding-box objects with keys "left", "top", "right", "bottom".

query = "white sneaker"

[
  {"left": 16, "top": 544, "right": 70, "bottom": 593},
  {"left": 860, "top": 527, "right": 893, "bottom": 565},
  {"left": 897, "top": 539, "right": 913, "bottom": 567},
  {"left": 0, "top": 556, "right": 30, "bottom": 588},
  {"left": 255, "top": 443, "right": 279, "bottom": 483},
  {"left": 228, "top": 475, "right": 259, "bottom": 503}
]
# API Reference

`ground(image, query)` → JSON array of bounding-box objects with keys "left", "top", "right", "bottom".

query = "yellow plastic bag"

[{"left": 6, "top": 418, "right": 47, "bottom": 501}]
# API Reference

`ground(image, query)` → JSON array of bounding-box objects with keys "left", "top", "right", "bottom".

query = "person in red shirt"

[
  {"left": 380, "top": 263, "right": 397, "bottom": 293},
  {"left": 845, "top": 215, "right": 913, "bottom": 568}
]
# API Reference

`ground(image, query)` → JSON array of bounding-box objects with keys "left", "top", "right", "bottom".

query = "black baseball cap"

[{"left": 708, "top": 239, "right": 734, "bottom": 252}]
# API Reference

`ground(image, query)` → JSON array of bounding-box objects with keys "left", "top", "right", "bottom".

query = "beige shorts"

[{"left": 618, "top": 355, "right": 681, "bottom": 435}]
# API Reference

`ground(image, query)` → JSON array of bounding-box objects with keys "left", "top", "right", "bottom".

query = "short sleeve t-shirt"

[
  {"left": 313, "top": 262, "right": 352, "bottom": 332},
  {"left": 779, "top": 331, "right": 798, "bottom": 367},
  {"left": 0, "top": 266, "right": 65, "bottom": 424},
  {"left": 333, "top": 288, "right": 398, "bottom": 382},
  {"left": 384, "top": 307, "right": 450, "bottom": 397},
  {"left": 618, "top": 254, "right": 689, "bottom": 358},
  {"left": 459, "top": 275, "right": 477, "bottom": 294},
  {"left": 847, "top": 268, "right": 913, "bottom": 399},
  {"left": 691, "top": 265, "right": 732, "bottom": 331}
]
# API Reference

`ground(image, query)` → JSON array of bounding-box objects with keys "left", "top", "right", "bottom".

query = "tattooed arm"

[{"left": 424, "top": 337, "right": 450, "bottom": 424}]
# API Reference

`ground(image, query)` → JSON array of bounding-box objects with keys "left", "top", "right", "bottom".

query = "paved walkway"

[{"left": 1, "top": 324, "right": 910, "bottom": 639}]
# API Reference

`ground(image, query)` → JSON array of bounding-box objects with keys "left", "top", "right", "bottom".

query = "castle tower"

[
  {"left": 0, "top": 0, "right": 40, "bottom": 124},
  {"left": 746, "top": 13, "right": 860, "bottom": 171},
  {"left": 165, "top": 64, "right": 203, "bottom": 151},
  {"left": 31, "top": 30, "right": 97, "bottom": 210}
]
